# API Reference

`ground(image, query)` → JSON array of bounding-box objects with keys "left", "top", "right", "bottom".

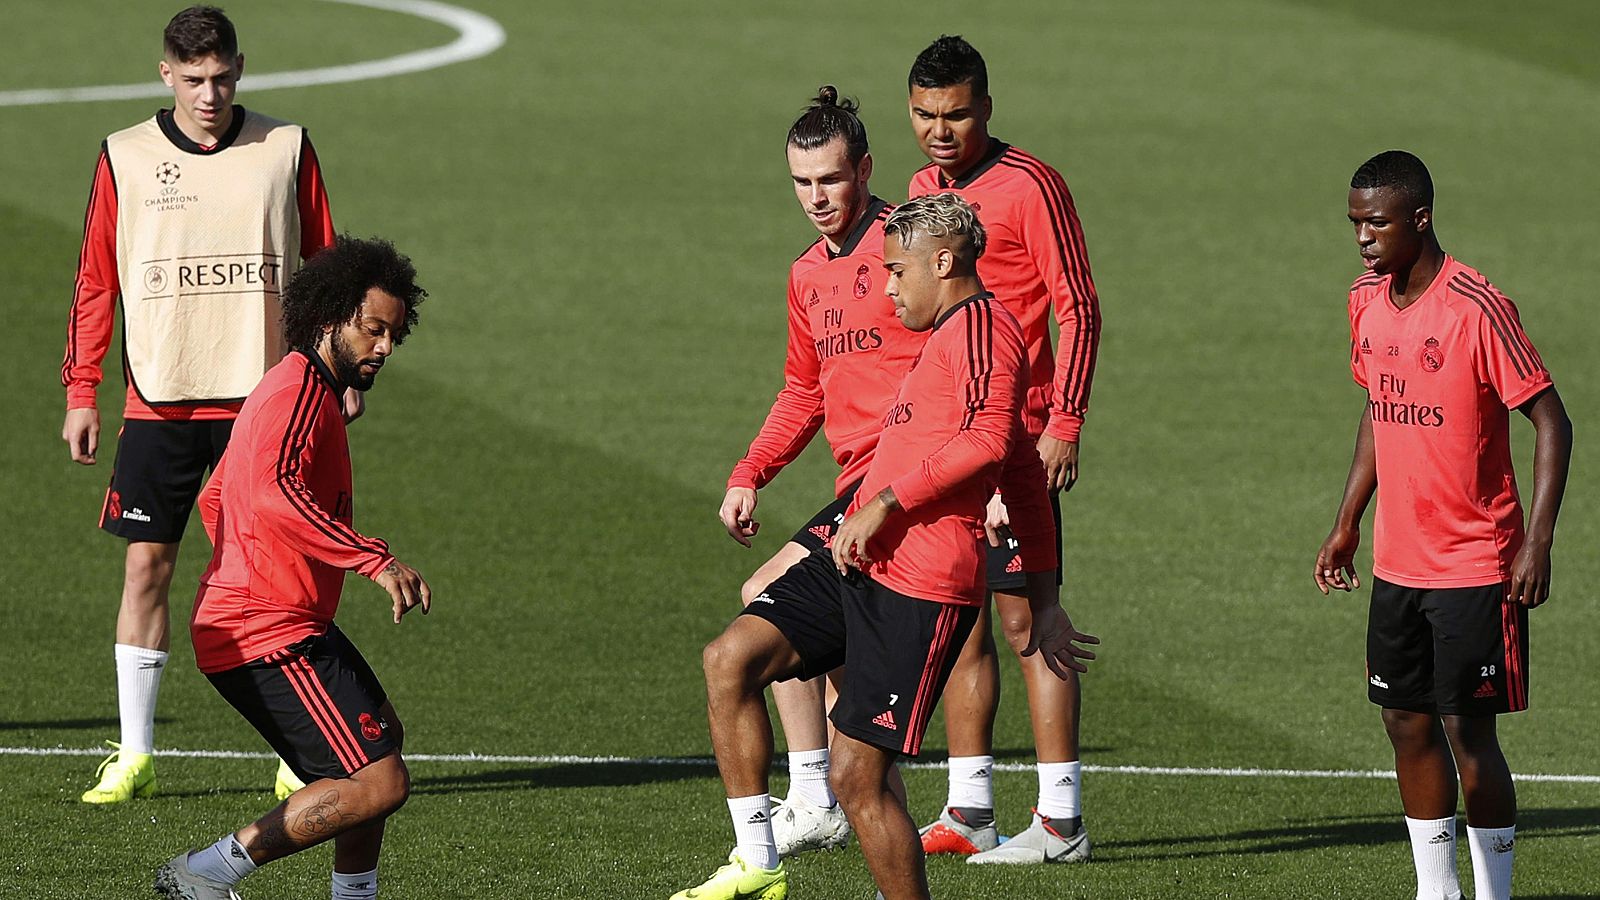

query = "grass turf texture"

[{"left": 2, "top": 0, "right": 1598, "bottom": 897}]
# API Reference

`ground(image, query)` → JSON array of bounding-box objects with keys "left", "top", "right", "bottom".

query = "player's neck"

[
  {"left": 938, "top": 135, "right": 994, "bottom": 183},
  {"left": 171, "top": 105, "right": 234, "bottom": 149},
  {"left": 1388, "top": 242, "right": 1445, "bottom": 310},
  {"left": 821, "top": 197, "right": 874, "bottom": 254},
  {"left": 932, "top": 278, "right": 986, "bottom": 320}
]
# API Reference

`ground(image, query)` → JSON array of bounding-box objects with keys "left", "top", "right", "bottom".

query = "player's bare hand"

[
  {"left": 342, "top": 387, "right": 366, "bottom": 424},
  {"left": 1021, "top": 604, "right": 1099, "bottom": 679},
  {"left": 719, "top": 487, "right": 760, "bottom": 548},
  {"left": 63, "top": 407, "right": 100, "bottom": 465},
  {"left": 832, "top": 496, "right": 892, "bottom": 575},
  {"left": 984, "top": 493, "right": 1010, "bottom": 548},
  {"left": 1314, "top": 524, "right": 1361, "bottom": 594},
  {"left": 375, "top": 560, "right": 431, "bottom": 623},
  {"left": 1506, "top": 539, "right": 1552, "bottom": 608},
  {"left": 1038, "top": 435, "right": 1078, "bottom": 493}
]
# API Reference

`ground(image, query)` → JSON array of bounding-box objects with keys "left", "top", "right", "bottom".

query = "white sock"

[
  {"left": 1466, "top": 825, "right": 1515, "bottom": 900},
  {"left": 946, "top": 755, "right": 994, "bottom": 810},
  {"left": 186, "top": 834, "right": 256, "bottom": 887},
  {"left": 727, "top": 794, "right": 778, "bottom": 871},
  {"left": 1404, "top": 816, "right": 1463, "bottom": 900},
  {"left": 787, "top": 748, "right": 835, "bottom": 808},
  {"left": 1037, "top": 760, "right": 1082, "bottom": 820},
  {"left": 114, "top": 643, "right": 167, "bottom": 755},
  {"left": 332, "top": 867, "right": 378, "bottom": 900}
]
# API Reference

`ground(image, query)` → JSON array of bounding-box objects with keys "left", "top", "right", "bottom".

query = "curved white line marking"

[{"left": 0, "top": 0, "right": 504, "bottom": 108}]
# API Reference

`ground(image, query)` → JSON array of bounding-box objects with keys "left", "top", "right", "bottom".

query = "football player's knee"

[
  {"left": 701, "top": 635, "right": 747, "bottom": 691},
  {"left": 1439, "top": 714, "right": 1496, "bottom": 754},
  {"left": 374, "top": 755, "right": 411, "bottom": 816},
  {"left": 123, "top": 546, "right": 176, "bottom": 596},
  {"left": 740, "top": 573, "right": 772, "bottom": 607},
  {"left": 828, "top": 754, "right": 869, "bottom": 808},
  {"left": 1380, "top": 708, "right": 1435, "bottom": 746},
  {"left": 997, "top": 608, "right": 1033, "bottom": 654}
]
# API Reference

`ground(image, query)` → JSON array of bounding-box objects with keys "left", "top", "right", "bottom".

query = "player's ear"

[
  {"left": 857, "top": 152, "right": 873, "bottom": 185},
  {"left": 1414, "top": 205, "right": 1432, "bottom": 234},
  {"left": 933, "top": 246, "right": 954, "bottom": 278},
  {"left": 979, "top": 94, "right": 993, "bottom": 123},
  {"left": 235, "top": 54, "right": 246, "bottom": 79},
  {"left": 158, "top": 59, "right": 174, "bottom": 87}
]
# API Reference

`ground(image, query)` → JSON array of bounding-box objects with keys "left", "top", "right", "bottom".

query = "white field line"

[
  {"left": 0, "top": 0, "right": 505, "bottom": 108},
  {"left": 4, "top": 746, "right": 1598, "bottom": 785}
]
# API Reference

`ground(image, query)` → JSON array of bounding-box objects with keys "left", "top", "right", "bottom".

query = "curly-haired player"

[{"left": 155, "top": 235, "right": 431, "bottom": 900}]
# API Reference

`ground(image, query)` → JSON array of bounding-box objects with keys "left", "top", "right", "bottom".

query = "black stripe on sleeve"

[
  {"left": 64, "top": 146, "right": 113, "bottom": 386},
  {"left": 960, "top": 299, "right": 996, "bottom": 430},
  {"left": 274, "top": 366, "right": 390, "bottom": 558},
  {"left": 1448, "top": 275, "right": 1534, "bottom": 380},
  {"left": 997, "top": 153, "right": 1100, "bottom": 417}
]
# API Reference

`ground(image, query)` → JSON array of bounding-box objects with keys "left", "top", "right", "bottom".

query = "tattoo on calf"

[{"left": 292, "top": 789, "right": 356, "bottom": 839}]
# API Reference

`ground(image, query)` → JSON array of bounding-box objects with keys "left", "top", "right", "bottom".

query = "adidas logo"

[
  {"left": 801, "top": 761, "right": 828, "bottom": 771},
  {"left": 230, "top": 844, "right": 248, "bottom": 859},
  {"left": 1427, "top": 831, "right": 1452, "bottom": 845},
  {"left": 972, "top": 767, "right": 989, "bottom": 778},
  {"left": 809, "top": 525, "right": 831, "bottom": 540},
  {"left": 1474, "top": 681, "right": 1498, "bottom": 699},
  {"left": 746, "top": 811, "right": 768, "bottom": 824},
  {"left": 1492, "top": 836, "right": 1514, "bottom": 853},
  {"left": 1361, "top": 338, "right": 1373, "bottom": 355},
  {"left": 872, "top": 710, "right": 898, "bottom": 730},
  {"left": 1055, "top": 776, "right": 1074, "bottom": 787}
]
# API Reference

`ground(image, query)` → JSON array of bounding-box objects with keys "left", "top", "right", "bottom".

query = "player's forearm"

[
  {"left": 889, "top": 427, "right": 1010, "bottom": 511},
  {"left": 728, "top": 392, "right": 824, "bottom": 489},
  {"left": 1023, "top": 570, "right": 1060, "bottom": 614},
  {"left": 1049, "top": 305, "right": 1100, "bottom": 440},
  {"left": 1523, "top": 388, "right": 1572, "bottom": 546},
  {"left": 263, "top": 480, "right": 393, "bottom": 576},
  {"left": 1333, "top": 408, "right": 1377, "bottom": 529}
]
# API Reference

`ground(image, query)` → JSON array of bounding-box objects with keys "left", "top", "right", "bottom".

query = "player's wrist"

[{"left": 1043, "top": 416, "right": 1082, "bottom": 443}]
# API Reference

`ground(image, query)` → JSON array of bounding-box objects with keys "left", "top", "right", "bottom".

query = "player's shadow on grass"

[
  {"left": 921, "top": 746, "right": 1115, "bottom": 764},
  {"left": 0, "top": 716, "right": 167, "bottom": 731},
  {"left": 1099, "top": 807, "right": 1600, "bottom": 861},
  {"left": 411, "top": 760, "right": 716, "bottom": 794}
]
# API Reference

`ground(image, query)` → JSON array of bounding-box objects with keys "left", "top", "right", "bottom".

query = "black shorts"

[
  {"left": 790, "top": 480, "right": 862, "bottom": 553},
  {"left": 100, "top": 419, "right": 233, "bottom": 543},
  {"left": 741, "top": 550, "right": 978, "bottom": 758},
  {"left": 986, "top": 490, "right": 1063, "bottom": 593},
  {"left": 207, "top": 624, "right": 398, "bottom": 782},
  {"left": 1366, "top": 577, "right": 1529, "bottom": 716}
]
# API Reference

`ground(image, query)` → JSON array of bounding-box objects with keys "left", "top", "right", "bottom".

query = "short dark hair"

[
  {"left": 1351, "top": 150, "right": 1434, "bottom": 210},
  {"left": 909, "top": 35, "right": 988, "bottom": 98},
  {"left": 786, "top": 85, "right": 869, "bottom": 165},
  {"left": 164, "top": 6, "right": 238, "bottom": 62},
  {"left": 282, "top": 235, "right": 426, "bottom": 352}
]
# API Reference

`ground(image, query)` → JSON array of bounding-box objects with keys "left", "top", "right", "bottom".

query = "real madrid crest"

[
  {"left": 1419, "top": 337, "right": 1445, "bottom": 373},
  {"left": 853, "top": 263, "right": 872, "bottom": 299}
]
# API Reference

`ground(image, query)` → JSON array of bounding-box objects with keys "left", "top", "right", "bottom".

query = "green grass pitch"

[{"left": 2, "top": 1, "right": 1597, "bottom": 897}]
